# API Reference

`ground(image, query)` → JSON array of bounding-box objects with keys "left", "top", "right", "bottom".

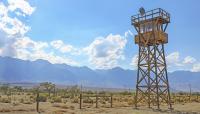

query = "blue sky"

[{"left": 0, "top": 0, "right": 200, "bottom": 71}]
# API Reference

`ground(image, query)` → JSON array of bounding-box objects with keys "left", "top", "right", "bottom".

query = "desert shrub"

[
  {"left": 83, "top": 97, "right": 93, "bottom": 103},
  {"left": 100, "top": 100, "right": 106, "bottom": 104},
  {"left": 38, "top": 95, "right": 47, "bottom": 102},
  {"left": 30, "top": 95, "right": 34, "bottom": 99},
  {"left": 124, "top": 97, "right": 129, "bottom": 102},
  {"left": 120, "top": 91, "right": 131, "bottom": 95},
  {"left": 51, "top": 96, "right": 62, "bottom": 103},
  {"left": 11, "top": 101, "right": 20, "bottom": 106},
  {"left": 26, "top": 93, "right": 31, "bottom": 95},
  {"left": 85, "top": 90, "right": 94, "bottom": 94},
  {"left": 127, "top": 99, "right": 134, "bottom": 105},
  {"left": 23, "top": 100, "right": 32, "bottom": 104},
  {"left": 62, "top": 99, "right": 68, "bottom": 103},
  {"left": 71, "top": 98, "right": 79, "bottom": 103},
  {"left": 70, "top": 105, "right": 75, "bottom": 110},
  {"left": 20, "top": 98, "right": 24, "bottom": 103},
  {"left": 0, "top": 98, "right": 11, "bottom": 103},
  {"left": 61, "top": 95, "right": 70, "bottom": 98},
  {"left": 99, "top": 91, "right": 106, "bottom": 94},
  {"left": 0, "top": 109, "right": 11, "bottom": 112},
  {"left": 103, "top": 97, "right": 110, "bottom": 102}
]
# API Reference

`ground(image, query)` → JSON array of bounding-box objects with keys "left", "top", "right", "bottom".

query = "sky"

[{"left": 0, "top": 0, "right": 200, "bottom": 72}]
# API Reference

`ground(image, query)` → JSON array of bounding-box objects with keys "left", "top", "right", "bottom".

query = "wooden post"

[
  {"left": 53, "top": 86, "right": 56, "bottom": 96},
  {"left": 36, "top": 91, "right": 39, "bottom": 113},
  {"left": 80, "top": 93, "right": 82, "bottom": 109},
  {"left": 189, "top": 84, "right": 191, "bottom": 102},
  {"left": 96, "top": 94, "right": 98, "bottom": 108},
  {"left": 111, "top": 94, "right": 113, "bottom": 108}
]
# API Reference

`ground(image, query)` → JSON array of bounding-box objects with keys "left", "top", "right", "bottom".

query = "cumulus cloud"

[
  {"left": 0, "top": 1, "right": 33, "bottom": 57},
  {"left": 50, "top": 40, "right": 80, "bottom": 55},
  {"left": 191, "top": 63, "right": 200, "bottom": 72},
  {"left": 14, "top": 37, "right": 48, "bottom": 50},
  {"left": 16, "top": 49, "right": 79, "bottom": 66},
  {"left": 7, "top": 0, "right": 36, "bottom": 16},
  {"left": 130, "top": 51, "right": 200, "bottom": 72},
  {"left": 84, "top": 34, "right": 127, "bottom": 69},
  {"left": 12, "top": 37, "right": 79, "bottom": 66},
  {"left": 0, "top": 1, "right": 79, "bottom": 66},
  {"left": 130, "top": 55, "right": 138, "bottom": 70},
  {"left": 183, "top": 56, "right": 196, "bottom": 64},
  {"left": 130, "top": 52, "right": 182, "bottom": 71},
  {"left": 124, "top": 30, "right": 133, "bottom": 38},
  {"left": 166, "top": 52, "right": 183, "bottom": 67}
]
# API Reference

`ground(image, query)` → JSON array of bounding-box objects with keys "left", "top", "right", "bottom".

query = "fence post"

[
  {"left": 111, "top": 94, "right": 113, "bottom": 108},
  {"left": 96, "top": 94, "right": 98, "bottom": 108},
  {"left": 36, "top": 91, "right": 39, "bottom": 113},
  {"left": 80, "top": 93, "right": 82, "bottom": 109}
]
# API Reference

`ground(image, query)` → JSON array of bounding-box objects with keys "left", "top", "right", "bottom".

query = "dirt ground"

[{"left": 0, "top": 102, "right": 200, "bottom": 114}]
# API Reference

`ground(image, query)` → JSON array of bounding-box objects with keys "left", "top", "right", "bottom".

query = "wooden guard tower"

[{"left": 131, "top": 8, "right": 172, "bottom": 109}]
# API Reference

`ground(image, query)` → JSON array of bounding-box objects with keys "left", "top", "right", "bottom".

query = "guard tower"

[{"left": 131, "top": 8, "right": 172, "bottom": 109}]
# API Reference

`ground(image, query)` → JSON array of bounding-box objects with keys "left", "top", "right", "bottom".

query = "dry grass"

[{"left": 0, "top": 93, "right": 200, "bottom": 114}]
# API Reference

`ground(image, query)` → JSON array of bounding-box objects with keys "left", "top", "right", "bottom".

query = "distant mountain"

[{"left": 0, "top": 56, "right": 199, "bottom": 92}]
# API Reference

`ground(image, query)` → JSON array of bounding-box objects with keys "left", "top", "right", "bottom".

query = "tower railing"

[{"left": 131, "top": 8, "right": 170, "bottom": 25}]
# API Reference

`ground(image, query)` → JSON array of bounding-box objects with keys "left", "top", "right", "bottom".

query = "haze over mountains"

[{"left": 0, "top": 56, "right": 199, "bottom": 92}]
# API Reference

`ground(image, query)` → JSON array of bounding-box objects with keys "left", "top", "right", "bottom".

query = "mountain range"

[{"left": 0, "top": 56, "right": 199, "bottom": 92}]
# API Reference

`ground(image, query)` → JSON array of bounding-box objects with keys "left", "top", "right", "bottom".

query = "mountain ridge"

[{"left": 0, "top": 56, "right": 199, "bottom": 92}]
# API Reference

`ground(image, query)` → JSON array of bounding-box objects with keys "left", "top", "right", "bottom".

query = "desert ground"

[
  {"left": 0, "top": 102, "right": 200, "bottom": 114},
  {"left": 0, "top": 84, "right": 200, "bottom": 114}
]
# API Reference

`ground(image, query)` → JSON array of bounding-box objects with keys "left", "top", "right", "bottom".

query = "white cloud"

[
  {"left": 12, "top": 37, "right": 79, "bottom": 66},
  {"left": 14, "top": 37, "right": 48, "bottom": 50},
  {"left": 50, "top": 40, "right": 73, "bottom": 53},
  {"left": 15, "top": 48, "right": 79, "bottom": 66},
  {"left": 130, "top": 51, "right": 199, "bottom": 72},
  {"left": 50, "top": 40, "right": 80, "bottom": 55},
  {"left": 50, "top": 40, "right": 63, "bottom": 49},
  {"left": 0, "top": 4, "right": 30, "bottom": 36},
  {"left": 192, "top": 63, "right": 200, "bottom": 72},
  {"left": 130, "top": 55, "right": 138, "bottom": 70},
  {"left": 7, "top": 0, "right": 35, "bottom": 16},
  {"left": 0, "top": 1, "right": 79, "bottom": 66},
  {"left": 84, "top": 34, "right": 127, "bottom": 69},
  {"left": 124, "top": 30, "right": 133, "bottom": 38},
  {"left": 183, "top": 56, "right": 196, "bottom": 64},
  {"left": 166, "top": 52, "right": 183, "bottom": 67},
  {"left": 0, "top": 1, "right": 32, "bottom": 57}
]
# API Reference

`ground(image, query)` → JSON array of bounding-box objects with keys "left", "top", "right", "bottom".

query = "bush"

[
  {"left": 83, "top": 98, "right": 93, "bottom": 103},
  {"left": 127, "top": 99, "right": 134, "bottom": 105},
  {"left": 23, "top": 100, "right": 33, "bottom": 104},
  {"left": 51, "top": 96, "right": 62, "bottom": 103},
  {"left": 61, "top": 95, "right": 70, "bottom": 98},
  {"left": 0, "top": 98, "right": 11, "bottom": 103},
  {"left": 71, "top": 98, "right": 79, "bottom": 103},
  {"left": 62, "top": 99, "right": 68, "bottom": 104},
  {"left": 38, "top": 95, "right": 47, "bottom": 102}
]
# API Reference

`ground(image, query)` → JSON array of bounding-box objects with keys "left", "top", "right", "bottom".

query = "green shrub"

[{"left": 61, "top": 95, "right": 70, "bottom": 98}]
